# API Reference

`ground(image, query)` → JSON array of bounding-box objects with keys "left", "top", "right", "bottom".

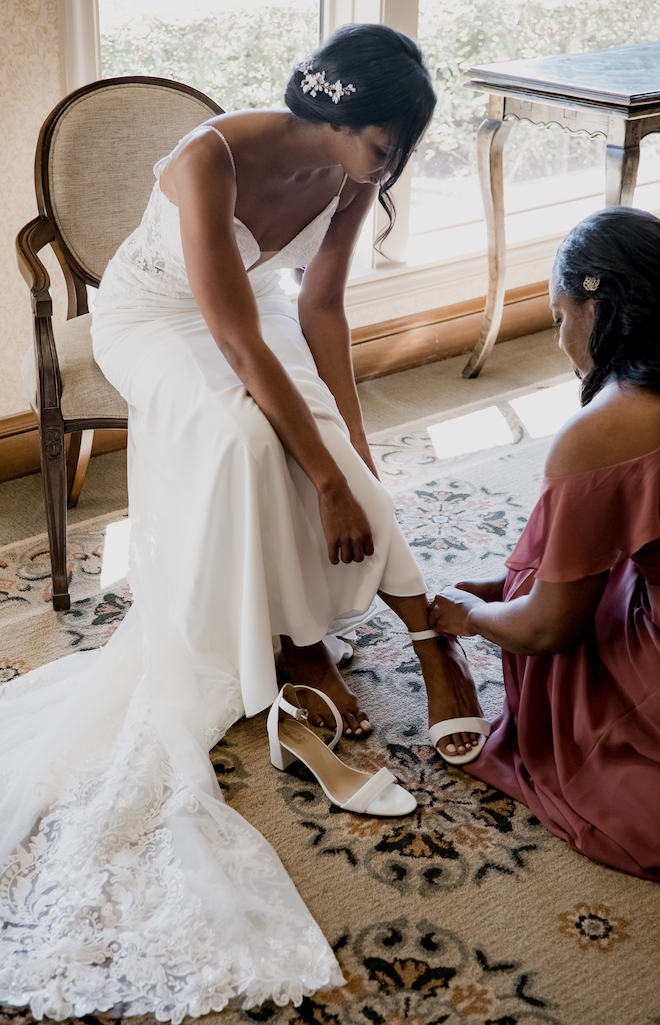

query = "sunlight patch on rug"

[
  {"left": 428, "top": 405, "right": 515, "bottom": 459},
  {"left": 100, "top": 517, "right": 131, "bottom": 588},
  {"left": 510, "top": 378, "right": 581, "bottom": 438}
]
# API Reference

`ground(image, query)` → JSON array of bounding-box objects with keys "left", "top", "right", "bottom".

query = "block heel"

[{"left": 268, "top": 733, "right": 299, "bottom": 771}]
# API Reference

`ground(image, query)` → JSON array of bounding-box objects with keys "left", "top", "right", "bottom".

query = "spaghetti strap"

[
  {"left": 202, "top": 125, "right": 237, "bottom": 179},
  {"left": 337, "top": 172, "right": 348, "bottom": 197}
]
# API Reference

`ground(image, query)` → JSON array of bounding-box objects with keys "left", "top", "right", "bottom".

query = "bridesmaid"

[{"left": 428, "top": 207, "right": 660, "bottom": 880}]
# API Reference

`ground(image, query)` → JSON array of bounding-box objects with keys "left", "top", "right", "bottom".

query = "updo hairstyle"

[
  {"left": 285, "top": 23, "right": 436, "bottom": 243},
  {"left": 552, "top": 207, "right": 660, "bottom": 405}
]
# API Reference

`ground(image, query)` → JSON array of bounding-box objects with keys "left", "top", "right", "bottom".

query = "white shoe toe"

[{"left": 365, "top": 782, "right": 417, "bottom": 817}]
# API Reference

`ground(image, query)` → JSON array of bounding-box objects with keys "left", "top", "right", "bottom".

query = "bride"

[{"left": 0, "top": 23, "right": 483, "bottom": 1021}]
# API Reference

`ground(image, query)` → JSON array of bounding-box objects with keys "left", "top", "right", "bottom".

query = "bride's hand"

[{"left": 318, "top": 481, "right": 374, "bottom": 565}]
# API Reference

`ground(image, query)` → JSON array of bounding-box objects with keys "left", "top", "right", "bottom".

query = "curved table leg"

[
  {"left": 462, "top": 114, "right": 513, "bottom": 378},
  {"left": 605, "top": 119, "right": 642, "bottom": 207}
]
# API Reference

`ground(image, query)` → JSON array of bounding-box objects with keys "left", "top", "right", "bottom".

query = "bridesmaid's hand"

[
  {"left": 429, "top": 587, "right": 485, "bottom": 637},
  {"left": 318, "top": 481, "right": 374, "bottom": 565},
  {"left": 455, "top": 575, "right": 507, "bottom": 603}
]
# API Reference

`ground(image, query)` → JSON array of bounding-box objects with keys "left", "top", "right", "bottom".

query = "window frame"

[{"left": 58, "top": 0, "right": 101, "bottom": 95}]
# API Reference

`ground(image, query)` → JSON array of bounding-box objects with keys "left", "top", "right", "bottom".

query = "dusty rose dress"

[{"left": 468, "top": 446, "right": 660, "bottom": 880}]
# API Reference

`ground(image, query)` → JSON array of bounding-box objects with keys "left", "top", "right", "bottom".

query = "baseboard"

[
  {"left": 0, "top": 413, "right": 127, "bottom": 485},
  {"left": 351, "top": 280, "right": 552, "bottom": 382},
  {"left": 0, "top": 282, "right": 549, "bottom": 482}
]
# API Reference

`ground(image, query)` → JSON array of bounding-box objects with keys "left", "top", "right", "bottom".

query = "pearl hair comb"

[
  {"left": 298, "top": 57, "right": 356, "bottom": 104},
  {"left": 583, "top": 276, "right": 600, "bottom": 291}
]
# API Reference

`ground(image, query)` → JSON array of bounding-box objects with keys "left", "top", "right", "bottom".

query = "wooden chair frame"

[{"left": 16, "top": 76, "right": 223, "bottom": 611}]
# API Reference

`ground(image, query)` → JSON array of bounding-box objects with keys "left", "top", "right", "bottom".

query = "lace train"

[{"left": 0, "top": 609, "right": 343, "bottom": 1021}]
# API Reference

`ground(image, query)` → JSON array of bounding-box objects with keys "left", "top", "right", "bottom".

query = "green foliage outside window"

[{"left": 101, "top": 2, "right": 318, "bottom": 112}]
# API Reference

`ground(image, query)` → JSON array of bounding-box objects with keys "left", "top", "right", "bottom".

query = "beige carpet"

[{"left": 1, "top": 385, "right": 659, "bottom": 1025}]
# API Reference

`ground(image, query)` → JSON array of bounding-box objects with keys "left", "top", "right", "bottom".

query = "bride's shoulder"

[
  {"left": 172, "top": 110, "right": 284, "bottom": 160},
  {"left": 545, "top": 381, "right": 660, "bottom": 479},
  {"left": 205, "top": 109, "right": 289, "bottom": 144}
]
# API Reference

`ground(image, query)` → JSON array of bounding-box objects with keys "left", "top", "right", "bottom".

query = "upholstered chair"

[{"left": 17, "top": 76, "right": 223, "bottom": 610}]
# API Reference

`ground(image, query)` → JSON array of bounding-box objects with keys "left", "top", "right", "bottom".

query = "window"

[{"left": 410, "top": 0, "right": 660, "bottom": 266}]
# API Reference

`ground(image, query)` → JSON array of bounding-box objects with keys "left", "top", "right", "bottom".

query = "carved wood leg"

[
  {"left": 605, "top": 119, "right": 642, "bottom": 207},
  {"left": 66, "top": 428, "right": 94, "bottom": 508},
  {"left": 462, "top": 110, "right": 513, "bottom": 378},
  {"left": 40, "top": 420, "right": 70, "bottom": 611}
]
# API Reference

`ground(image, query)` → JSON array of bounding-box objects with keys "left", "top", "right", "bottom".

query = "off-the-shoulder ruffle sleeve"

[{"left": 505, "top": 447, "right": 660, "bottom": 582}]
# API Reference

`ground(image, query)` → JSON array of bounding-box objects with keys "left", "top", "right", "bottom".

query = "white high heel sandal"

[
  {"left": 409, "top": 628, "right": 491, "bottom": 766},
  {"left": 267, "top": 683, "right": 417, "bottom": 816}
]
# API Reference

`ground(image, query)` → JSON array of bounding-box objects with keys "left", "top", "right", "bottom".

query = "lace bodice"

[{"left": 98, "top": 125, "right": 347, "bottom": 305}]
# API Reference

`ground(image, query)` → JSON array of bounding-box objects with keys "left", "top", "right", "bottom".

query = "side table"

[{"left": 463, "top": 42, "right": 660, "bottom": 378}]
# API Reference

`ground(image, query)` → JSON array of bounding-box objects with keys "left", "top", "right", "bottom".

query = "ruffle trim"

[{"left": 506, "top": 452, "right": 660, "bottom": 582}]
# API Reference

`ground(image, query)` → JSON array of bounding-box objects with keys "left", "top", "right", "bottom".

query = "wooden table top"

[{"left": 465, "top": 42, "right": 660, "bottom": 111}]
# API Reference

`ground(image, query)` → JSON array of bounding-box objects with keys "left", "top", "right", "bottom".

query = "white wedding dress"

[{"left": 0, "top": 126, "right": 425, "bottom": 1021}]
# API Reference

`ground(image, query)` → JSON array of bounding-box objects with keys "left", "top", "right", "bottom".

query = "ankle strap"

[
  {"left": 277, "top": 684, "right": 342, "bottom": 750},
  {"left": 278, "top": 695, "right": 310, "bottom": 721},
  {"left": 408, "top": 628, "right": 439, "bottom": 642}
]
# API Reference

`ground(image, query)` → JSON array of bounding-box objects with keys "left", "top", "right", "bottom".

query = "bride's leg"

[
  {"left": 378, "top": 592, "right": 482, "bottom": 758},
  {"left": 278, "top": 636, "right": 371, "bottom": 735}
]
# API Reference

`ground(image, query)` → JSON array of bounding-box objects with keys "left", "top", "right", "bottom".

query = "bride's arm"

[
  {"left": 297, "top": 184, "right": 379, "bottom": 476},
  {"left": 169, "top": 136, "right": 373, "bottom": 565}
]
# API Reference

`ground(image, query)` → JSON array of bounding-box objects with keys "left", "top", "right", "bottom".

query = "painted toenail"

[
  {"left": 360, "top": 720, "right": 370, "bottom": 729},
  {"left": 446, "top": 744, "right": 456, "bottom": 752}
]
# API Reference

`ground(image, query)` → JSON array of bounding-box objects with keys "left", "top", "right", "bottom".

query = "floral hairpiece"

[
  {"left": 298, "top": 57, "right": 356, "bottom": 104},
  {"left": 583, "top": 276, "right": 600, "bottom": 292}
]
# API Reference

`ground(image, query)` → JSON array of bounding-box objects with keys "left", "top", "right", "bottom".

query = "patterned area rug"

[{"left": 1, "top": 388, "right": 659, "bottom": 1025}]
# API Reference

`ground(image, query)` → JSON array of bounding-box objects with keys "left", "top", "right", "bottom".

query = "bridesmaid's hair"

[
  {"left": 552, "top": 207, "right": 660, "bottom": 405},
  {"left": 285, "top": 23, "right": 436, "bottom": 247}
]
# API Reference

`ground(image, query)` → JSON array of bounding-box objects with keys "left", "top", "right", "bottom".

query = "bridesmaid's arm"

[
  {"left": 430, "top": 574, "right": 609, "bottom": 655},
  {"left": 430, "top": 413, "right": 622, "bottom": 653},
  {"left": 298, "top": 184, "right": 379, "bottom": 476}
]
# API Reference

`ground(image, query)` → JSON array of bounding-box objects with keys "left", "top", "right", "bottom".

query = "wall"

[{"left": 0, "top": 0, "right": 66, "bottom": 420}]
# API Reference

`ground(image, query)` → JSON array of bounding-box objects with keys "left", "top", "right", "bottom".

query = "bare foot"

[
  {"left": 278, "top": 636, "right": 371, "bottom": 736},
  {"left": 411, "top": 634, "right": 483, "bottom": 759}
]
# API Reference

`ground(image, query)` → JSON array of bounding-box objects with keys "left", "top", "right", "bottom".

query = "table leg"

[
  {"left": 462, "top": 113, "right": 513, "bottom": 378},
  {"left": 605, "top": 119, "right": 642, "bottom": 207}
]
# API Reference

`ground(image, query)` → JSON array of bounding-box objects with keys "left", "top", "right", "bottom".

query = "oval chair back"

[{"left": 16, "top": 76, "right": 224, "bottom": 610}]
